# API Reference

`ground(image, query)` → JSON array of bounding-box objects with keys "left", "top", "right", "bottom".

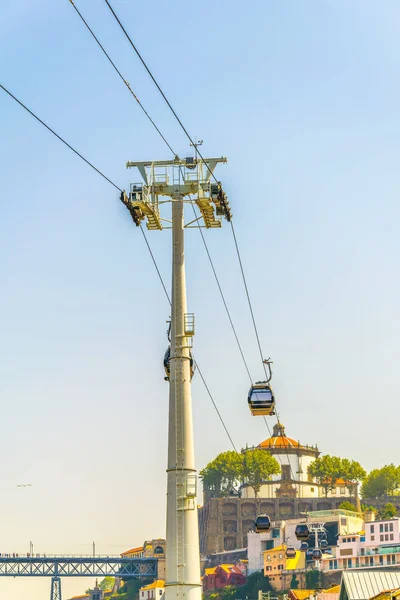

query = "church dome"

[{"left": 258, "top": 423, "right": 319, "bottom": 455}]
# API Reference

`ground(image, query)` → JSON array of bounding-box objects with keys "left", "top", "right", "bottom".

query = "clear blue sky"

[{"left": 1, "top": 1, "right": 400, "bottom": 598}]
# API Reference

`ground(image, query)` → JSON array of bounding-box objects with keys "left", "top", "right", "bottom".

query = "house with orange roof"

[
  {"left": 202, "top": 563, "right": 246, "bottom": 592},
  {"left": 139, "top": 579, "right": 165, "bottom": 600}
]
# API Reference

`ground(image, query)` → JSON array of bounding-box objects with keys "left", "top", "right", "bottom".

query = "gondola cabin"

[
  {"left": 295, "top": 524, "right": 310, "bottom": 540},
  {"left": 254, "top": 515, "right": 271, "bottom": 533},
  {"left": 320, "top": 539, "right": 328, "bottom": 549},
  {"left": 248, "top": 382, "right": 275, "bottom": 416},
  {"left": 312, "top": 549, "right": 322, "bottom": 560},
  {"left": 300, "top": 542, "right": 309, "bottom": 552},
  {"left": 286, "top": 546, "right": 296, "bottom": 559}
]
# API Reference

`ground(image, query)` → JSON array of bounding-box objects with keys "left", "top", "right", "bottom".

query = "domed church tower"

[{"left": 241, "top": 423, "right": 320, "bottom": 499}]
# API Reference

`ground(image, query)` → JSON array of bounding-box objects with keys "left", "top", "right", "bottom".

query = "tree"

[
  {"left": 200, "top": 451, "right": 243, "bottom": 498},
  {"left": 99, "top": 577, "right": 115, "bottom": 591},
  {"left": 242, "top": 449, "right": 280, "bottom": 500},
  {"left": 238, "top": 571, "right": 274, "bottom": 597},
  {"left": 290, "top": 574, "right": 300, "bottom": 589},
  {"left": 339, "top": 501, "right": 357, "bottom": 512},
  {"left": 308, "top": 455, "right": 343, "bottom": 497},
  {"left": 308, "top": 456, "right": 366, "bottom": 498},
  {"left": 305, "top": 569, "right": 321, "bottom": 589},
  {"left": 379, "top": 503, "right": 397, "bottom": 520},
  {"left": 220, "top": 585, "right": 238, "bottom": 600},
  {"left": 361, "top": 465, "right": 400, "bottom": 498},
  {"left": 340, "top": 459, "right": 366, "bottom": 501}
]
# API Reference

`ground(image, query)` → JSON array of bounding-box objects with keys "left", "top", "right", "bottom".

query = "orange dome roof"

[{"left": 259, "top": 436, "right": 300, "bottom": 449}]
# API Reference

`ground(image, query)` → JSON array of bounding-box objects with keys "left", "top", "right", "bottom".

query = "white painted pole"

[{"left": 165, "top": 195, "right": 202, "bottom": 600}]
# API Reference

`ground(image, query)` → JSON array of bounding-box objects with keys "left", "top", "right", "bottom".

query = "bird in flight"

[{"left": 17, "top": 484, "right": 32, "bottom": 488}]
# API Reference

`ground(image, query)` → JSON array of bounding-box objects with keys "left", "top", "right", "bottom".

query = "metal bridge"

[
  {"left": 0, "top": 555, "right": 157, "bottom": 599},
  {"left": 0, "top": 555, "right": 157, "bottom": 578}
]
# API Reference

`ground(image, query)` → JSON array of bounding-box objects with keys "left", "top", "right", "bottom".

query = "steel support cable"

[
  {"left": 68, "top": 0, "right": 176, "bottom": 157},
  {"left": 0, "top": 83, "right": 122, "bottom": 192},
  {"left": 189, "top": 202, "right": 253, "bottom": 385},
  {"left": 0, "top": 83, "right": 237, "bottom": 453},
  {"left": 230, "top": 219, "right": 299, "bottom": 489},
  {"left": 102, "top": 0, "right": 225, "bottom": 187}
]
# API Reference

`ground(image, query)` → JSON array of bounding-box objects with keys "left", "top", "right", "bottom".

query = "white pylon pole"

[{"left": 165, "top": 195, "right": 202, "bottom": 600}]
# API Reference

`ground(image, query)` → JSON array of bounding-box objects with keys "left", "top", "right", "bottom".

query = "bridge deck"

[{"left": 0, "top": 556, "right": 157, "bottom": 578}]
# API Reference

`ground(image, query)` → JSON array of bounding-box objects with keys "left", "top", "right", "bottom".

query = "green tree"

[
  {"left": 305, "top": 569, "right": 321, "bottom": 589},
  {"left": 99, "top": 577, "right": 115, "bottom": 591},
  {"left": 308, "top": 456, "right": 366, "bottom": 498},
  {"left": 219, "top": 585, "right": 238, "bottom": 600},
  {"left": 308, "top": 455, "right": 343, "bottom": 497},
  {"left": 379, "top": 502, "right": 397, "bottom": 520},
  {"left": 238, "top": 571, "right": 274, "bottom": 597},
  {"left": 290, "top": 574, "right": 300, "bottom": 589},
  {"left": 339, "top": 501, "right": 357, "bottom": 512},
  {"left": 242, "top": 449, "right": 280, "bottom": 500},
  {"left": 361, "top": 465, "right": 400, "bottom": 498},
  {"left": 341, "top": 459, "right": 366, "bottom": 501},
  {"left": 200, "top": 451, "right": 243, "bottom": 498}
]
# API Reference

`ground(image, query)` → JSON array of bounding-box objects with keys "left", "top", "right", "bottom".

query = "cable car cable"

[
  {"left": 189, "top": 203, "right": 253, "bottom": 384},
  {"left": 0, "top": 82, "right": 238, "bottom": 454},
  {"left": 68, "top": 0, "right": 177, "bottom": 158},
  {"left": 0, "top": 84, "right": 122, "bottom": 193}
]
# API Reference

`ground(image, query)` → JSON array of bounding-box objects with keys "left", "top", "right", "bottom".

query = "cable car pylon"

[{"left": 122, "top": 154, "right": 229, "bottom": 600}]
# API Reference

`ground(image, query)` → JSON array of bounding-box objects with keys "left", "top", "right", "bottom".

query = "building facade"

[
  {"left": 321, "top": 517, "right": 400, "bottom": 573},
  {"left": 263, "top": 544, "right": 305, "bottom": 591}
]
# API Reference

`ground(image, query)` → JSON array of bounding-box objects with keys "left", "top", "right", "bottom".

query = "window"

[
  {"left": 371, "top": 525, "right": 375, "bottom": 534},
  {"left": 267, "top": 556, "right": 271, "bottom": 561},
  {"left": 371, "top": 536, "right": 375, "bottom": 541},
  {"left": 385, "top": 534, "right": 389, "bottom": 541},
  {"left": 332, "top": 488, "right": 336, "bottom": 494},
  {"left": 390, "top": 534, "right": 394, "bottom": 541},
  {"left": 352, "top": 537, "right": 356, "bottom": 542},
  {"left": 369, "top": 557, "right": 374, "bottom": 566},
  {"left": 278, "top": 564, "right": 284, "bottom": 570},
  {"left": 356, "top": 558, "right": 360, "bottom": 568},
  {"left": 340, "top": 486, "right": 346, "bottom": 494},
  {"left": 390, "top": 523, "right": 394, "bottom": 532},
  {"left": 361, "top": 548, "right": 365, "bottom": 556},
  {"left": 380, "top": 524, "right": 384, "bottom": 533},
  {"left": 159, "top": 591, "right": 163, "bottom": 596},
  {"left": 380, "top": 535, "right": 384, "bottom": 542},
  {"left": 329, "top": 561, "right": 333, "bottom": 569},
  {"left": 385, "top": 524, "right": 389, "bottom": 533},
  {"left": 392, "top": 555, "right": 396, "bottom": 565},
  {"left": 272, "top": 528, "right": 280, "bottom": 539},
  {"left": 379, "top": 556, "right": 384, "bottom": 565},
  {"left": 360, "top": 536, "right": 366, "bottom": 542},
  {"left": 279, "top": 554, "right": 283, "bottom": 559},
  {"left": 387, "top": 556, "right": 391, "bottom": 565},
  {"left": 311, "top": 487, "right": 315, "bottom": 492}
]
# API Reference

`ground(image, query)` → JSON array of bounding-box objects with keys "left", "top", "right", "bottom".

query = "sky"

[{"left": 1, "top": 0, "right": 400, "bottom": 598}]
